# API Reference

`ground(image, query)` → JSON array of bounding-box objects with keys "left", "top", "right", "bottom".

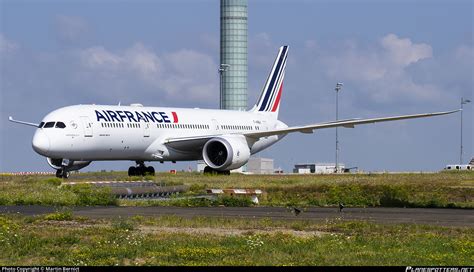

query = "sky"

[{"left": 0, "top": 0, "right": 472, "bottom": 173}]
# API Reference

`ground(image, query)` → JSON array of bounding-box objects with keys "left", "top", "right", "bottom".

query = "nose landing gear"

[
  {"left": 55, "top": 169, "right": 70, "bottom": 179},
  {"left": 128, "top": 161, "right": 155, "bottom": 176}
]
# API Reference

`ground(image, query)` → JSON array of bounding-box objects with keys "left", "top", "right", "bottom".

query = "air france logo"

[{"left": 95, "top": 110, "right": 179, "bottom": 123}]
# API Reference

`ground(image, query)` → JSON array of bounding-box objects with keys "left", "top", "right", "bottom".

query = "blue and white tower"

[{"left": 220, "top": 0, "right": 248, "bottom": 110}]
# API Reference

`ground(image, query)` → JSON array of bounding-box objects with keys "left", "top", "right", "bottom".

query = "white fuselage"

[{"left": 32, "top": 105, "right": 287, "bottom": 162}]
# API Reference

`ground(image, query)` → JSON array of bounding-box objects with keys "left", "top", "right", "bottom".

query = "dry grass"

[
  {"left": 0, "top": 213, "right": 471, "bottom": 266},
  {"left": 1, "top": 171, "right": 472, "bottom": 208}
]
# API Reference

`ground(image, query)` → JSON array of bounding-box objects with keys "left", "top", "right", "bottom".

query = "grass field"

[
  {"left": 0, "top": 172, "right": 472, "bottom": 266},
  {"left": 1, "top": 171, "right": 473, "bottom": 208},
  {"left": 0, "top": 213, "right": 472, "bottom": 266}
]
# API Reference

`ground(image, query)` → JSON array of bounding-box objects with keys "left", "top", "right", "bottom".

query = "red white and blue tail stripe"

[{"left": 251, "top": 45, "right": 288, "bottom": 116}]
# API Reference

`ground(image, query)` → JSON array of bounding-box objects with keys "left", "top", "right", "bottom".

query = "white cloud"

[
  {"left": 455, "top": 44, "right": 474, "bottom": 62},
  {"left": 125, "top": 43, "right": 161, "bottom": 80},
  {"left": 161, "top": 49, "right": 217, "bottom": 99},
  {"left": 323, "top": 49, "right": 387, "bottom": 81},
  {"left": 78, "top": 43, "right": 217, "bottom": 102},
  {"left": 80, "top": 46, "right": 121, "bottom": 69},
  {"left": 0, "top": 34, "right": 18, "bottom": 54},
  {"left": 319, "top": 34, "right": 442, "bottom": 105},
  {"left": 381, "top": 33, "right": 432, "bottom": 67}
]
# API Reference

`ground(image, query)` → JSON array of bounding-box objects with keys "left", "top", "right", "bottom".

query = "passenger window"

[
  {"left": 55, "top": 122, "right": 66, "bottom": 128},
  {"left": 44, "top": 122, "right": 55, "bottom": 128},
  {"left": 38, "top": 122, "right": 45, "bottom": 128}
]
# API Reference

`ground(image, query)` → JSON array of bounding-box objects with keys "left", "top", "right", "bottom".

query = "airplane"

[{"left": 9, "top": 45, "right": 458, "bottom": 178}]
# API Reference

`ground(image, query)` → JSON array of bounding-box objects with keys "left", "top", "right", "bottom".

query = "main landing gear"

[
  {"left": 128, "top": 161, "right": 155, "bottom": 176},
  {"left": 203, "top": 166, "right": 230, "bottom": 175},
  {"left": 55, "top": 169, "right": 70, "bottom": 179}
]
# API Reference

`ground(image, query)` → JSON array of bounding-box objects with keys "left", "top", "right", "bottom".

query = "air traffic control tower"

[{"left": 220, "top": 0, "right": 248, "bottom": 111}]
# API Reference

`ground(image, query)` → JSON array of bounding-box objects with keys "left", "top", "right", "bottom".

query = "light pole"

[
  {"left": 219, "top": 64, "right": 230, "bottom": 109},
  {"left": 460, "top": 97, "right": 471, "bottom": 164},
  {"left": 335, "top": 82, "right": 343, "bottom": 173}
]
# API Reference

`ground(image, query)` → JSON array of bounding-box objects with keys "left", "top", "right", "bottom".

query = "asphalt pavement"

[{"left": 1, "top": 205, "right": 472, "bottom": 227}]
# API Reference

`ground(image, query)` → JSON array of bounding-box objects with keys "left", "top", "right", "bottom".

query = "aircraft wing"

[
  {"left": 243, "top": 109, "right": 460, "bottom": 139},
  {"left": 163, "top": 109, "right": 458, "bottom": 151},
  {"left": 164, "top": 135, "right": 212, "bottom": 152},
  {"left": 8, "top": 116, "right": 39, "bottom": 127}
]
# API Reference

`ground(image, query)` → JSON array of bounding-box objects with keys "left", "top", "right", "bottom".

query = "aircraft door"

[
  {"left": 211, "top": 119, "right": 220, "bottom": 131},
  {"left": 143, "top": 122, "right": 150, "bottom": 137},
  {"left": 80, "top": 116, "right": 93, "bottom": 137}
]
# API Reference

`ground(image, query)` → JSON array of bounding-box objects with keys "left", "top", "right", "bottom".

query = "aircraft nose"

[{"left": 32, "top": 129, "right": 50, "bottom": 155}]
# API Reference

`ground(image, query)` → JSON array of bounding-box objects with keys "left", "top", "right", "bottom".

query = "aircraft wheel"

[
  {"left": 56, "top": 170, "right": 62, "bottom": 178},
  {"left": 146, "top": 166, "right": 155, "bottom": 176},
  {"left": 203, "top": 166, "right": 213, "bottom": 174},
  {"left": 137, "top": 167, "right": 145, "bottom": 176},
  {"left": 128, "top": 166, "right": 136, "bottom": 176}
]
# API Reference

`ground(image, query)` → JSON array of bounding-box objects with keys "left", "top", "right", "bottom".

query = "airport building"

[
  {"left": 293, "top": 163, "right": 345, "bottom": 174},
  {"left": 246, "top": 157, "right": 274, "bottom": 174},
  {"left": 220, "top": 0, "right": 248, "bottom": 111}
]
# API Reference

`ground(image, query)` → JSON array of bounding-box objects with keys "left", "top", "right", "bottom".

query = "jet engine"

[
  {"left": 202, "top": 135, "right": 250, "bottom": 171},
  {"left": 47, "top": 158, "right": 91, "bottom": 171}
]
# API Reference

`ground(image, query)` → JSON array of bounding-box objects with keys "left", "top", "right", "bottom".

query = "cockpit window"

[
  {"left": 43, "top": 122, "right": 55, "bottom": 128},
  {"left": 55, "top": 122, "right": 66, "bottom": 128},
  {"left": 38, "top": 122, "right": 45, "bottom": 128}
]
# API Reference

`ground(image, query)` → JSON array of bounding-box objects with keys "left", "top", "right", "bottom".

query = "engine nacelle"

[
  {"left": 47, "top": 158, "right": 91, "bottom": 171},
  {"left": 202, "top": 135, "right": 251, "bottom": 171}
]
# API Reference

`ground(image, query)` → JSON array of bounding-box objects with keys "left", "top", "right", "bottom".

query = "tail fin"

[{"left": 251, "top": 45, "right": 288, "bottom": 117}]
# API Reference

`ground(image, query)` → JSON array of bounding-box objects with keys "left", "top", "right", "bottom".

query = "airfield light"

[
  {"left": 460, "top": 98, "right": 471, "bottom": 164},
  {"left": 335, "top": 82, "right": 343, "bottom": 173},
  {"left": 219, "top": 64, "right": 231, "bottom": 109}
]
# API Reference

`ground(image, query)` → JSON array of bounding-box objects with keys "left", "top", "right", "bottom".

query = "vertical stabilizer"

[{"left": 251, "top": 45, "right": 288, "bottom": 118}]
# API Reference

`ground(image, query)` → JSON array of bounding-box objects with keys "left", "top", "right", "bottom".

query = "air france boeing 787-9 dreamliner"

[{"left": 9, "top": 46, "right": 458, "bottom": 178}]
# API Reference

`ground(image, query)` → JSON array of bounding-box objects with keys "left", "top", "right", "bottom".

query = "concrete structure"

[
  {"left": 293, "top": 163, "right": 345, "bottom": 174},
  {"left": 197, "top": 160, "right": 207, "bottom": 172},
  {"left": 220, "top": 0, "right": 248, "bottom": 110},
  {"left": 207, "top": 189, "right": 262, "bottom": 204},
  {"left": 246, "top": 157, "right": 274, "bottom": 174}
]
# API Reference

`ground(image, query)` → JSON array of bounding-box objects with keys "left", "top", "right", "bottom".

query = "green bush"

[
  {"left": 112, "top": 219, "right": 135, "bottom": 231},
  {"left": 189, "top": 183, "right": 207, "bottom": 193},
  {"left": 41, "top": 178, "right": 62, "bottom": 187},
  {"left": 68, "top": 184, "right": 117, "bottom": 206},
  {"left": 44, "top": 210, "right": 73, "bottom": 221},
  {"left": 218, "top": 196, "right": 253, "bottom": 207}
]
